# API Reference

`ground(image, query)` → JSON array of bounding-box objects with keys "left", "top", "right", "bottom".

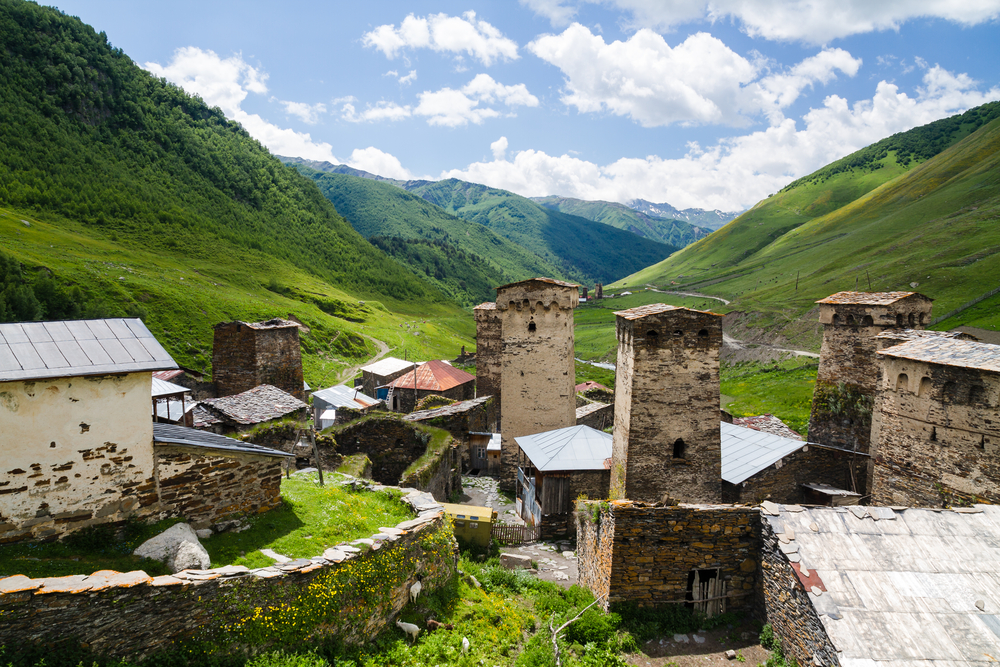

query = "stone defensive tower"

[
  {"left": 610, "top": 304, "right": 723, "bottom": 504},
  {"left": 807, "top": 292, "right": 932, "bottom": 456},
  {"left": 497, "top": 278, "right": 578, "bottom": 491},
  {"left": 212, "top": 319, "right": 304, "bottom": 400},
  {"left": 474, "top": 302, "right": 502, "bottom": 413}
]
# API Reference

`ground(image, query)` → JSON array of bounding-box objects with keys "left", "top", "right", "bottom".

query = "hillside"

[
  {"left": 0, "top": 1, "right": 473, "bottom": 381},
  {"left": 405, "top": 179, "right": 678, "bottom": 286},
  {"left": 627, "top": 199, "right": 740, "bottom": 230},
  {"left": 289, "top": 166, "right": 568, "bottom": 306},
  {"left": 619, "top": 103, "right": 1000, "bottom": 348},
  {"left": 531, "top": 195, "right": 710, "bottom": 248}
]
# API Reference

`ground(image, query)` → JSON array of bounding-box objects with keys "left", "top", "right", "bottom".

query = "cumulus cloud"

[
  {"left": 601, "top": 0, "right": 1000, "bottom": 44},
  {"left": 491, "top": 136, "right": 509, "bottom": 160},
  {"left": 363, "top": 11, "right": 519, "bottom": 65},
  {"left": 347, "top": 147, "right": 415, "bottom": 180},
  {"left": 519, "top": 0, "right": 578, "bottom": 26},
  {"left": 440, "top": 65, "right": 999, "bottom": 210},
  {"left": 145, "top": 47, "right": 338, "bottom": 162},
  {"left": 529, "top": 25, "right": 861, "bottom": 127},
  {"left": 278, "top": 100, "right": 327, "bottom": 124},
  {"left": 399, "top": 70, "right": 418, "bottom": 85},
  {"left": 341, "top": 100, "right": 413, "bottom": 123}
]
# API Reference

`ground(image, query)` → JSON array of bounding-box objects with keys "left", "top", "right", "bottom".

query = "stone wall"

[
  {"left": 154, "top": 446, "right": 284, "bottom": 529},
  {"left": 576, "top": 502, "right": 760, "bottom": 612},
  {"left": 611, "top": 306, "right": 723, "bottom": 503},
  {"left": 576, "top": 402, "right": 613, "bottom": 430},
  {"left": 870, "top": 354, "right": 1000, "bottom": 506},
  {"left": 391, "top": 383, "right": 474, "bottom": 416},
  {"left": 498, "top": 280, "right": 578, "bottom": 491},
  {"left": 212, "top": 321, "right": 304, "bottom": 400},
  {"left": 474, "top": 302, "right": 502, "bottom": 419},
  {"left": 0, "top": 491, "right": 457, "bottom": 659},
  {"left": 758, "top": 515, "right": 839, "bottom": 666},
  {"left": 399, "top": 441, "right": 461, "bottom": 503},
  {"left": 722, "top": 445, "right": 868, "bottom": 505}
]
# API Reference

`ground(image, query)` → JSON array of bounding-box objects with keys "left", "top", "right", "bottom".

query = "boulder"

[
  {"left": 500, "top": 553, "right": 532, "bottom": 570},
  {"left": 134, "top": 523, "right": 210, "bottom": 573}
]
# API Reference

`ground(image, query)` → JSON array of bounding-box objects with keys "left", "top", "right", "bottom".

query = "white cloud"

[
  {"left": 519, "top": 0, "right": 578, "bottom": 26},
  {"left": 145, "top": 47, "right": 338, "bottom": 162},
  {"left": 279, "top": 100, "right": 327, "bottom": 124},
  {"left": 491, "top": 136, "right": 509, "bottom": 160},
  {"left": 347, "top": 147, "right": 415, "bottom": 180},
  {"left": 399, "top": 70, "right": 418, "bottom": 85},
  {"left": 341, "top": 100, "right": 413, "bottom": 123},
  {"left": 529, "top": 25, "right": 860, "bottom": 127},
  {"left": 413, "top": 75, "right": 539, "bottom": 127},
  {"left": 441, "top": 65, "right": 999, "bottom": 210},
  {"left": 363, "top": 11, "right": 519, "bottom": 65},
  {"left": 601, "top": 0, "right": 1000, "bottom": 44}
]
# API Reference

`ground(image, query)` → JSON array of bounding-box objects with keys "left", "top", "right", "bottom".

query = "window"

[
  {"left": 470, "top": 522, "right": 478, "bottom": 529},
  {"left": 698, "top": 329, "right": 708, "bottom": 337},
  {"left": 454, "top": 520, "right": 465, "bottom": 527},
  {"left": 896, "top": 373, "right": 909, "bottom": 392},
  {"left": 672, "top": 439, "right": 686, "bottom": 459},
  {"left": 476, "top": 447, "right": 486, "bottom": 459},
  {"left": 528, "top": 321, "right": 536, "bottom": 333},
  {"left": 862, "top": 315, "right": 874, "bottom": 326},
  {"left": 918, "top": 377, "right": 932, "bottom": 397},
  {"left": 970, "top": 385, "right": 986, "bottom": 405}
]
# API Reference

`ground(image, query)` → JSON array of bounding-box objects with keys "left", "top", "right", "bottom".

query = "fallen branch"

[{"left": 550, "top": 594, "right": 607, "bottom": 667}]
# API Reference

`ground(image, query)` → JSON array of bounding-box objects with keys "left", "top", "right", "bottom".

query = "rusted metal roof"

[
  {"left": 404, "top": 395, "right": 491, "bottom": 422},
  {"left": 0, "top": 318, "right": 177, "bottom": 382},
  {"left": 877, "top": 337, "right": 1000, "bottom": 372},
  {"left": 496, "top": 277, "right": 579, "bottom": 291},
  {"left": 199, "top": 384, "right": 307, "bottom": 425},
  {"left": 152, "top": 367, "right": 204, "bottom": 382},
  {"left": 816, "top": 291, "right": 930, "bottom": 305},
  {"left": 575, "top": 381, "right": 610, "bottom": 392},
  {"left": 387, "top": 359, "right": 475, "bottom": 391},
  {"left": 473, "top": 302, "right": 497, "bottom": 311}
]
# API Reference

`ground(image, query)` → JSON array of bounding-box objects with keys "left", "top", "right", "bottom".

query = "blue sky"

[{"left": 52, "top": 1, "right": 1000, "bottom": 211}]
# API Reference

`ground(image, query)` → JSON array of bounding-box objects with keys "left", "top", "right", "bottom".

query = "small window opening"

[
  {"left": 970, "top": 385, "right": 986, "bottom": 404},
  {"left": 528, "top": 321, "right": 536, "bottom": 333},
  {"left": 698, "top": 329, "right": 708, "bottom": 337},
  {"left": 918, "top": 377, "right": 932, "bottom": 397},
  {"left": 673, "top": 330, "right": 684, "bottom": 337},
  {"left": 392, "top": 395, "right": 399, "bottom": 411},
  {"left": 647, "top": 330, "right": 659, "bottom": 343},
  {"left": 862, "top": 315, "right": 874, "bottom": 326},
  {"left": 977, "top": 435, "right": 985, "bottom": 451},
  {"left": 896, "top": 314, "right": 903, "bottom": 327},
  {"left": 672, "top": 438, "right": 686, "bottom": 459},
  {"left": 908, "top": 313, "right": 916, "bottom": 326},
  {"left": 930, "top": 427, "right": 937, "bottom": 442},
  {"left": 919, "top": 312, "right": 926, "bottom": 325},
  {"left": 832, "top": 313, "right": 840, "bottom": 325},
  {"left": 896, "top": 373, "right": 909, "bottom": 392}
]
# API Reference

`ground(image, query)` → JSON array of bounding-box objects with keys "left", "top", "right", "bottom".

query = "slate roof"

[
  {"left": 721, "top": 421, "right": 808, "bottom": 484},
  {"left": 732, "top": 414, "right": 803, "bottom": 441},
  {"left": 877, "top": 338, "right": 1000, "bottom": 373},
  {"left": 311, "top": 385, "right": 378, "bottom": 410},
  {"left": 360, "top": 356, "right": 416, "bottom": 377},
  {"left": 151, "top": 377, "right": 190, "bottom": 398},
  {"left": 473, "top": 302, "right": 496, "bottom": 311},
  {"left": 875, "top": 328, "right": 976, "bottom": 344},
  {"left": 816, "top": 291, "right": 929, "bottom": 305},
  {"left": 575, "top": 402, "right": 609, "bottom": 419},
  {"left": 0, "top": 319, "right": 177, "bottom": 382},
  {"left": 514, "top": 425, "right": 612, "bottom": 472},
  {"left": 763, "top": 502, "right": 1000, "bottom": 666},
  {"left": 153, "top": 423, "right": 291, "bottom": 458},
  {"left": 387, "top": 359, "right": 474, "bottom": 391},
  {"left": 496, "top": 277, "right": 579, "bottom": 291},
  {"left": 199, "top": 384, "right": 307, "bottom": 425},
  {"left": 214, "top": 318, "right": 300, "bottom": 330},
  {"left": 403, "top": 395, "right": 491, "bottom": 422}
]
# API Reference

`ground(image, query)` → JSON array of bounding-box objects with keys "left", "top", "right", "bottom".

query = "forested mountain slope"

[
  {"left": 0, "top": 1, "right": 472, "bottom": 379},
  {"left": 620, "top": 103, "right": 1000, "bottom": 346}
]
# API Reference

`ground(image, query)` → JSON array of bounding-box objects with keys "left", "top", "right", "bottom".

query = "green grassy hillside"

[
  {"left": 618, "top": 103, "right": 1000, "bottom": 346},
  {"left": 290, "top": 167, "right": 568, "bottom": 306},
  {"left": 0, "top": 1, "right": 472, "bottom": 381},
  {"left": 532, "top": 195, "right": 709, "bottom": 248},
  {"left": 406, "top": 179, "right": 679, "bottom": 286}
]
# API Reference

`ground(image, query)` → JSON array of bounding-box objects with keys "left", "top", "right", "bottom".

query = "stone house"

[
  {"left": 0, "top": 318, "right": 290, "bottom": 543},
  {"left": 212, "top": 319, "right": 305, "bottom": 400},
  {"left": 196, "top": 384, "right": 308, "bottom": 435},
  {"left": 870, "top": 335, "right": 1000, "bottom": 506},
  {"left": 403, "top": 396, "right": 497, "bottom": 473},
  {"left": 514, "top": 424, "right": 612, "bottom": 540},
  {"left": 385, "top": 359, "right": 475, "bottom": 414},
  {"left": 497, "top": 278, "right": 579, "bottom": 491},
  {"left": 358, "top": 356, "right": 417, "bottom": 399},
  {"left": 807, "top": 292, "right": 933, "bottom": 467}
]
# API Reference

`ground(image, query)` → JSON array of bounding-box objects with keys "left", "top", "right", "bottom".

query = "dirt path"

[
  {"left": 723, "top": 332, "right": 818, "bottom": 359},
  {"left": 646, "top": 287, "right": 731, "bottom": 305},
  {"left": 336, "top": 334, "right": 391, "bottom": 385}
]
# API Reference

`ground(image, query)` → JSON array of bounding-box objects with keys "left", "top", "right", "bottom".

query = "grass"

[
  {"left": 336, "top": 454, "right": 372, "bottom": 478},
  {"left": 204, "top": 472, "right": 411, "bottom": 569},
  {"left": 720, "top": 358, "right": 818, "bottom": 436},
  {"left": 399, "top": 425, "right": 453, "bottom": 482}
]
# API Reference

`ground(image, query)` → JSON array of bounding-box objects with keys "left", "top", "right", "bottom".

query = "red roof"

[
  {"left": 387, "top": 360, "right": 475, "bottom": 392},
  {"left": 575, "top": 381, "right": 610, "bottom": 393}
]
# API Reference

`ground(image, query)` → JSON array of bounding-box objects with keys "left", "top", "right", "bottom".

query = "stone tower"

[
  {"left": 497, "top": 278, "right": 579, "bottom": 491},
  {"left": 474, "top": 302, "right": 502, "bottom": 413},
  {"left": 807, "top": 291, "right": 932, "bottom": 457},
  {"left": 610, "top": 304, "right": 723, "bottom": 504},
  {"left": 212, "top": 319, "right": 304, "bottom": 400}
]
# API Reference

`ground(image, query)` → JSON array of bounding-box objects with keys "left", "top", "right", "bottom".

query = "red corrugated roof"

[{"left": 387, "top": 360, "right": 475, "bottom": 391}]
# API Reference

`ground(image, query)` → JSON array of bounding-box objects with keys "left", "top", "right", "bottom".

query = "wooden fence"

[{"left": 491, "top": 522, "right": 540, "bottom": 545}]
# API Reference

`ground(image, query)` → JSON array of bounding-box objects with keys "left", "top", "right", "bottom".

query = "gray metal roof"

[
  {"left": 152, "top": 423, "right": 292, "bottom": 458},
  {"left": 765, "top": 503, "right": 1000, "bottom": 665},
  {"left": 721, "top": 421, "right": 808, "bottom": 484},
  {"left": 311, "top": 384, "right": 378, "bottom": 410},
  {"left": 878, "top": 337, "right": 1000, "bottom": 372},
  {"left": 360, "top": 356, "right": 416, "bottom": 376},
  {"left": 514, "top": 425, "right": 612, "bottom": 472},
  {"left": 0, "top": 319, "right": 177, "bottom": 382},
  {"left": 151, "top": 377, "right": 190, "bottom": 398}
]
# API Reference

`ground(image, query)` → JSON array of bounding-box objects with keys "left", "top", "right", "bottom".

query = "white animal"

[
  {"left": 409, "top": 579, "right": 422, "bottom": 603},
  {"left": 396, "top": 619, "right": 420, "bottom": 643},
  {"left": 462, "top": 637, "right": 470, "bottom": 654}
]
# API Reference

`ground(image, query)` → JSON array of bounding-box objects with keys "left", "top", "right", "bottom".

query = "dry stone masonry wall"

[
  {"left": 474, "top": 302, "right": 502, "bottom": 417},
  {"left": 212, "top": 320, "right": 304, "bottom": 400}
]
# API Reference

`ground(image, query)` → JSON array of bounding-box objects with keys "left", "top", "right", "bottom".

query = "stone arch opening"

[
  {"left": 896, "top": 373, "right": 909, "bottom": 392},
  {"left": 908, "top": 313, "right": 916, "bottom": 326},
  {"left": 918, "top": 377, "right": 932, "bottom": 397},
  {"left": 698, "top": 329, "right": 708, "bottom": 337},
  {"left": 528, "top": 321, "right": 537, "bottom": 333},
  {"left": 862, "top": 315, "right": 874, "bottom": 326},
  {"left": 672, "top": 438, "right": 686, "bottom": 459}
]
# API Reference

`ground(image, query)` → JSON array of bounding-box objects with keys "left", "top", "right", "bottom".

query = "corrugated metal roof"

[
  {"left": 153, "top": 423, "right": 291, "bottom": 458},
  {"left": 0, "top": 319, "right": 177, "bottom": 382},
  {"left": 766, "top": 503, "right": 1000, "bottom": 665},
  {"left": 721, "top": 421, "right": 808, "bottom": 484},
  {"left": 360, "top": 356, "right": 416, "bottom": 376},
  {"left": 311, "top": 385, "right": 378, "bottom": 409},
  {"left": 816, "top": 291, "right": 928, "bottom": 305},
  {"left": 877, "top": 338, "right": 1000, "bottom": 372},
  {"left": 515, "top": 425, "right": 613, "bottom": 472},
  {"left": 404, "top": 395, "right": 491, "bottom": 422},
  {"left": 199, "top": 384, "right": 307, "bottom": 425},
  {"left": 496, "top": 277, "right": 579, "bottom": 291},
  {"left": 387, "top": 359, "right": 475, "bottom": 391},
  {"left": 151, "top": 377, "right": 189, "bottom": 398}
]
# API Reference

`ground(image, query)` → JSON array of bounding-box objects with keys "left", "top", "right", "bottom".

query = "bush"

[{"left": 245, "top": 650, "right": 329, "bottom": 667}]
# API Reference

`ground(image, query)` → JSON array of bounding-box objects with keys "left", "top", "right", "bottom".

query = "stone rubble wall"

[
  {"left": 723, "top": 446, "right": 868, "bottom": 505},
  {"left": 212, "top": 323, "right": 304, "bottom": 401},
  {"left": 0, "top": 488, "right": 457, "bottom": 659},
  {"left": 474, "top": 304, "right": 502, "bottom": 419},
  {"left": 576, "top": 502, "right": 760, "bottom": 612},
  {"left": 576, "top": 401, "right": 613, "bottom": 430}
]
